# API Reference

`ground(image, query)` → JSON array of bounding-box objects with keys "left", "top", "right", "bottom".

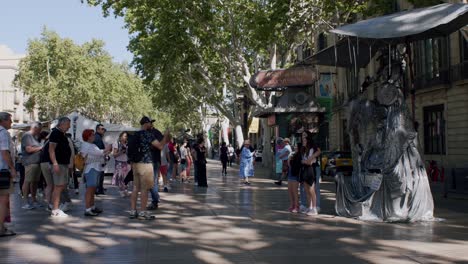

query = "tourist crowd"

[{"left": 0, "top": 112, "right": 323, "bottom": 238}]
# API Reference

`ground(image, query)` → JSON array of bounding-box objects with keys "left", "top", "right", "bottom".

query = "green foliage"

[
  {"left": 15, "top": 29, "right": 155, "bottom": 125},
  {"left": 85, "top": 0, "right": 394, "bottom": 130}
]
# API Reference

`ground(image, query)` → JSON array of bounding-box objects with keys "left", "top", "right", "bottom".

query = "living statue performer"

[{"left": 335, "top": 52, "right": 434, "bottom": 222}]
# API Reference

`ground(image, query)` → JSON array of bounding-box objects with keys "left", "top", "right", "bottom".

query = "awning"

[
  {"left": 254, "top": 105, "right": 325, "bottom": 118},
  {"left": 250, "top": 66, "right": 316, "bottom": 90},
  {"left": 304, "top": 38, "right": 384, "bottom": 68},
  {"left": 331, "top": 3, "right": 468, "bottom": 42}
]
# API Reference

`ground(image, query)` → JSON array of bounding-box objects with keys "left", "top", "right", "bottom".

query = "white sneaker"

[
  {"left": 300, "top": 205, "right": 308, "bottom": 214},
  {"left": 120, "top": 191, "right": 126, "bottom": 198},
  {"left": 51, "top": 209, "right": 68, "bottom": 218},
  {"left": 306, "top": 208, "right": 318, "bottom": 216},
  {"left": 22, "top": 203, "right": 35, "bottom": 210}
]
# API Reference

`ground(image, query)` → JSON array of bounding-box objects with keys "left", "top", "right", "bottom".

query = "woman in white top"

[
  {"left": 179, "top": 140, "right": 189, "bottom": 183},
  {"left": 301, "top": 131, "right": 321, "bottom": 216},
  {"left": 112, "top": 132, "right": 130, "bottom": 197},
  {"left": 80, "top": 129, "right": 111, "bottom": 217}
]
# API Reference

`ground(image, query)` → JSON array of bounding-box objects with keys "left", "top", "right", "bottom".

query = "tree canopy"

[
  {"left": 15, "top": 29, "right": 154, "bottom": 125},
  {"left": 86, "top": 0, "right": 397, "bottom": 144}
]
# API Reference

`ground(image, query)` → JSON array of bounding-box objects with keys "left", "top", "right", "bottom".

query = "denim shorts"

[
  {"left": 288, "top": 175, "right": 299, "bottom": 182},
  {"left": 84, "top": 168, "right": 100, "bottom": 188}
]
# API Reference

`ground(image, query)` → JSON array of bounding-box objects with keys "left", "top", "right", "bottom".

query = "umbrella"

[
  {"left": 331, "top": 3, "right": 468, "bottom": 42},
  {"left": 304, "top": 38, "right": 385, "bottom": 68}
]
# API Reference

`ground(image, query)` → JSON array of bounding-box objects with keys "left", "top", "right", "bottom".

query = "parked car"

[{"left": 322, "top": 151, "right": 353, "bottom": 176}]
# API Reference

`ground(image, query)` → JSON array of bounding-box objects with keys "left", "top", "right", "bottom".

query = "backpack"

[
  {"left": 74, "top": 153, "right": 86, "bottom": 171},
  {"left": 127, "top": 131, "right": 144, "bottom": 163}
]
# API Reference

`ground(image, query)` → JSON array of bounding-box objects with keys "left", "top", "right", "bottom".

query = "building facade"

[
  {"left": 311, "top": 1, "right": 468, "bottom": 170},
  {"left": 0, "top": 45, "right": 36, "bottom": 123}
]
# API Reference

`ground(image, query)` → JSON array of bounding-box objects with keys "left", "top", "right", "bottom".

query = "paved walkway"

[{"left": 1, "top": 160, "right": 467, "bottom": 264}]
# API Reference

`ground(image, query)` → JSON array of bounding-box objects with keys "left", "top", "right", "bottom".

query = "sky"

[{"left": 0, "top": 0, "right": 132, "bottom": 63}]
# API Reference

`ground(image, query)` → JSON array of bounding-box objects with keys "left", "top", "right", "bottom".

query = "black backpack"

[{"left": 127, "top": 131, "right": 144, "bottom": 163}]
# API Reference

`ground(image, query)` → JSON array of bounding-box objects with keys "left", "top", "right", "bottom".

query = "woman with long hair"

[
  {"left": 80, "top": 129, "right": 111, "bottom": 216},
  {"left": 300, "top": 131, "right": 321, "bottom": 216},
  {"left": 288, "top": 144, "right": 302, "bottom": 213},
  {"left": 112, "top": 131, "right": 130, "bottom": 197}
]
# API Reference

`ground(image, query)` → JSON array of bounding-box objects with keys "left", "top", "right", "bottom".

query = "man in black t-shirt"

[
  {"left": 48, "top": 117, "right": 72, "bottom": 217},
  {"left": 129, "top": 117, "right": 169, "bottom": 219}
]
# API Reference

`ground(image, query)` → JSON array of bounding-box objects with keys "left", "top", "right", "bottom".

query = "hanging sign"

[
  {"left": 249, "top": 118, "right": 260, "bottom": 134},
  {"left": 250, "top": 67, "right": 317, "bottom": 90}
]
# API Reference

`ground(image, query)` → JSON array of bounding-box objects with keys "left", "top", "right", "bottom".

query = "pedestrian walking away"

[
  {"left": 220, "top": 142, "right": 228, "bottom": 175},
  {"left": 227, "top": 144, "right": 235, "bottom": 167}
]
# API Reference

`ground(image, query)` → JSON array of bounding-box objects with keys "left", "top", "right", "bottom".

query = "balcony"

[{"left": 413, "top": 67, "right": 450, "bottom": 90}]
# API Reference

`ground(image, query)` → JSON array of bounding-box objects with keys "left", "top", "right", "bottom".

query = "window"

[
  {"left": 413, "top": 37, "right": 449, "bottom": 88},
  {"left": 457, "top": 31, "right": 468, "bottom": 80},
  {"left": 423, "top": 104, "right": 445, "bottom": 155}
]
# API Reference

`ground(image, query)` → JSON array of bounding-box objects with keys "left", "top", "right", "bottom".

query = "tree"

[
  {"left": 86, "top": 0, "right": 393, "bottom": 164},
  {"left": 15, "top": 29, "right": 155, "bottom": 125}
]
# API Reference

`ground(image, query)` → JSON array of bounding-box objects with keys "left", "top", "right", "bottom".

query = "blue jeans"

[
  {"left": 149, "top": 162, "right": 160, "bottom": 204},
  {"left": 167, "top": 163, "right": 173, "bottom": 182}
]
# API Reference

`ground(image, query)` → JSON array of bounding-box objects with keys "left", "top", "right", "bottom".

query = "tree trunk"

[
  {"left": 261, "top": 118, "right": 272, "bottom": 169},
  {"left": 204, "top": 123, "right": 212, "bottom": 156},
  {"left": 235, "top": 125, "right": 244, "bottom": 148},
  {"left": 222, "top": 118, "right": 230, "bottom": 145}
]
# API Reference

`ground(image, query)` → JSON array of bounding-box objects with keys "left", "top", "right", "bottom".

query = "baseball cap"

[
  {"left": 284, "top": 138, "right": 290, "bottom": 143},
  {"left": 140, "top": 116, "right": 155, "bottom": 125}
]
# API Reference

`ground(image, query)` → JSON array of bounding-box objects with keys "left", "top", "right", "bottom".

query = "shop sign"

[{"left": 250, "top": 67, "right": 316, "bottom": 90}]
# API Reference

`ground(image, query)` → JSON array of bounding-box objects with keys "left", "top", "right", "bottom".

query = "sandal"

[{"left": 0, "top": 229, "right": 16, "bottom": 237}]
